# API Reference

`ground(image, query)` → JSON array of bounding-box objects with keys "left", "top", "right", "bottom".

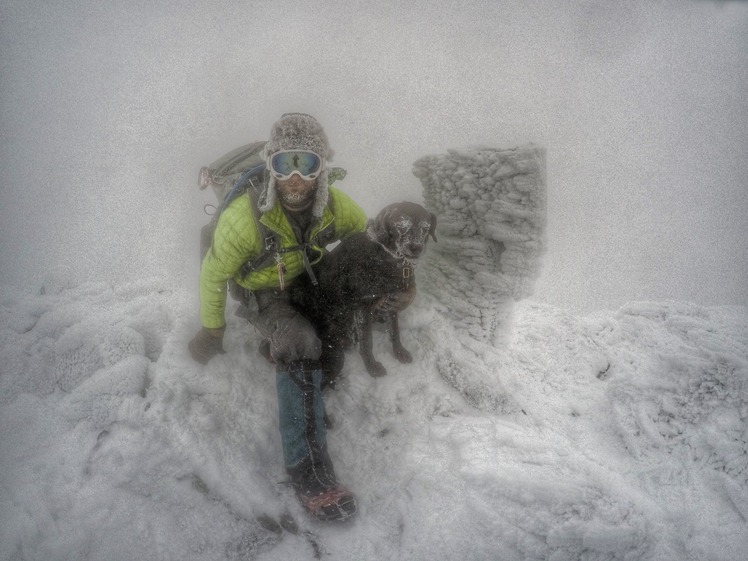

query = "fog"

[{"left": 1, "top": 0, "right": 746, "bottom": 314}]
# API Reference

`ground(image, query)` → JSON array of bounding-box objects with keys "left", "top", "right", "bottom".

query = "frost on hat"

[
  {"left": 259, "top": 113, "right": 333, "bottom": 217},
  {"left": 261, "top": 113, "right": 334, "bottom": 160}
]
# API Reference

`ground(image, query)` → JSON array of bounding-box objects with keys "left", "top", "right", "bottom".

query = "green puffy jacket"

[{"left": 199, "top": 186, "right": 367, "bottom": 328}]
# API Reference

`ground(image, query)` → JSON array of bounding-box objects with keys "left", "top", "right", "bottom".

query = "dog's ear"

[
  {"left": 368, "top": 211, "right": 390, "bottom": 246},
  {"left": 428, "top": 212, "right": 438, "bottom": 242},
  {"left": 379, "top": 206, "right": 398, "bottom": 245}
]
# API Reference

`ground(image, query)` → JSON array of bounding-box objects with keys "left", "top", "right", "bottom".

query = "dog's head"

[{"left": 367, "top": 202, "right": 438, "bottom": 260}]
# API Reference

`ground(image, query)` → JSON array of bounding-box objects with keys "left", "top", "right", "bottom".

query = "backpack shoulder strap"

[{"left": 238, "top": 188, "right": 281, "bottom": 278}]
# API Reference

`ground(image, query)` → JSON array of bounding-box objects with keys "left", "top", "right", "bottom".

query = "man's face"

[{"left": 276, "top": 174, "right": 317, "bottom": 211}]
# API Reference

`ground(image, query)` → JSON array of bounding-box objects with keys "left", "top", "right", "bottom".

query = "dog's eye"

[{"left": 395, "top": 219, "right": 412, "bottom": 235}]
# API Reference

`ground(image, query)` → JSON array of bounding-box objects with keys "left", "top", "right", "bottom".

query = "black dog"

[{"left": 298, "top": 202, "right": 437, "bottom": 379}]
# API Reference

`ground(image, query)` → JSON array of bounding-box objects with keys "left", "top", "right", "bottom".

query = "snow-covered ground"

[{"left": 1, "top": 277, "right": 746, "bottom": 561}]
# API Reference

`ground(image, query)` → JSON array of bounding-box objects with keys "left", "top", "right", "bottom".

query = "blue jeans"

[{"left": 277, "top": 360, "right": 337, "bottom": 492}]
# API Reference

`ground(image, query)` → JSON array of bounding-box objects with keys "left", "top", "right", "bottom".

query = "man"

[{"left": 188, "top": 113, "right": 367, "bottom": 521}]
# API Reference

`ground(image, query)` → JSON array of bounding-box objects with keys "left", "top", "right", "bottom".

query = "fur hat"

[{"left": 259, "top": 113, "right": 333, "bottom": 217}]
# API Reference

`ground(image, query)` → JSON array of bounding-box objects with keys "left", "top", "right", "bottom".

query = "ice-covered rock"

[{"left": 413, "top": 145, "right": 546, "bottom": 345}]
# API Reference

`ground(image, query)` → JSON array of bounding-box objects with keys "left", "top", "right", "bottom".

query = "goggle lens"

[{"left": 269, "top": 150, "right": 323, "bottom": 180}]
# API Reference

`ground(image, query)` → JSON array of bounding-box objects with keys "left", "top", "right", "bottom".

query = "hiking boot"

[{"left": 297, "top": 485, "right": 357, "bottom": 522}]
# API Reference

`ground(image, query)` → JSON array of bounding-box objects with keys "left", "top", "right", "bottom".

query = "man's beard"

[{"left": 279, "top": 187, "right": 316, "bottom": 211}]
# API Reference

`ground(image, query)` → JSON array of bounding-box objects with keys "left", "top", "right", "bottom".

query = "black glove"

[{"left": 188, "top": 327, "right": 226, "bottom": 364}]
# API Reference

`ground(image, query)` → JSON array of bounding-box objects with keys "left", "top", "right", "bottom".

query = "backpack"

[{"left": 198, "top": 141, "right": 267, "bottom": 207}]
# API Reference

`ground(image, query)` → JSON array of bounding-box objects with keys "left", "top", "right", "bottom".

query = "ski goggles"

[{"left": 268, "top": 150, "right": 324, "bottom": 181}]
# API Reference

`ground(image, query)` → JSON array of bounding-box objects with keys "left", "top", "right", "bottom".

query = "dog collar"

[{"left": 400, "top": 263, "right": 415, "bottom": 287}]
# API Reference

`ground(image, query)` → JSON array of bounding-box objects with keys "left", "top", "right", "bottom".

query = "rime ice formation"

[
  {"left": 2, "top": 281, "right": 746, "bottom": 561},
  {"left": 413, "top": 145, "right": 546, "bottom": 345}
]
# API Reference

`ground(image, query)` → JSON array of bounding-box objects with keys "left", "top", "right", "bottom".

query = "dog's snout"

[{"left": 402, "top": 240, "right": 425, "bottom": 258}]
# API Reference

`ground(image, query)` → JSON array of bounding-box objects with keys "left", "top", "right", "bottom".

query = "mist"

[{"left": 1, "top": 0, "right": 746, "bottom": 314}]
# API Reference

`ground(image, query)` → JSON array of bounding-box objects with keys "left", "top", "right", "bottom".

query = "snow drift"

[{"left": 1, "top": 279, "right": 746, "bottom": 561}]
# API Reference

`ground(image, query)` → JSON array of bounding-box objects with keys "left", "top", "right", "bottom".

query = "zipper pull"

[{"left": 275, "top": 254, "right": 287, "bottom": 291}]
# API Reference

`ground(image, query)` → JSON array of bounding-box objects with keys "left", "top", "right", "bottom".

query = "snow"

[{"left": 1, "top": 277, "right": 746, "bottom": 560}]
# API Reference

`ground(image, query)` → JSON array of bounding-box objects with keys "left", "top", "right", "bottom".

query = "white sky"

[{"left": 1, "top": 0, "right": 746, "bottom": 313}]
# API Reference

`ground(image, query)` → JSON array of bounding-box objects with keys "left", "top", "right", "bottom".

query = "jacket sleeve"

[{"left": 199, "top": 196, "right": 260, "bottom": 328}]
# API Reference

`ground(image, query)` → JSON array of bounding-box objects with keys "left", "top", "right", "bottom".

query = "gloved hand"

[
  {"left": 188, "top": 326, "right": 226, "bottom": 364},
  {"left": 374, "top": 283, "right": 417, "bottom": 313}
]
